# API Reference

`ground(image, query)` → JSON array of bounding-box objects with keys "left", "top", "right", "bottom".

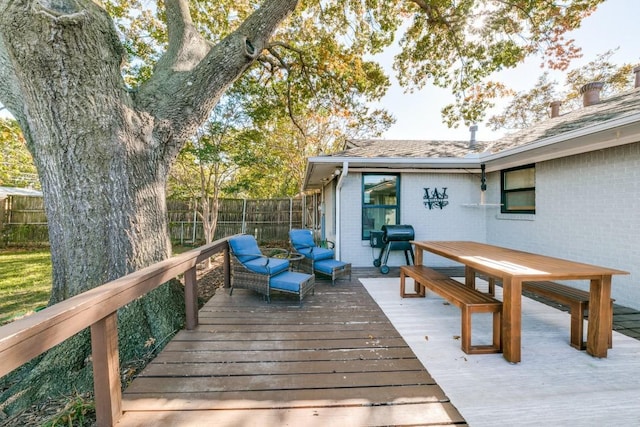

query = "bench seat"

[
  {"left": 400, "top": 265, "right": 502, "bottom": 355},
  {"left": 522, "top": 280, "right": 613, "bottom": 350},
  {"left": 400, "top": 266, "right": 449, "bottom": 297}
]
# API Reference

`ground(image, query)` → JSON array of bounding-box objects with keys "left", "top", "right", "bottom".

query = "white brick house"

[{"left": 302, "top": 80, "right": 640, "bottom": 310}]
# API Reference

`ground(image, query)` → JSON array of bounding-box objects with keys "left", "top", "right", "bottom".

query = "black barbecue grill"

[{"left": 373, "top": 224, "right": 415, "bottom": 274}]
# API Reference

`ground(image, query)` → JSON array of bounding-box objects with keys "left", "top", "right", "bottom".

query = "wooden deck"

[{"left": 118, "top": 270, "right": 466, "bottom": 426}]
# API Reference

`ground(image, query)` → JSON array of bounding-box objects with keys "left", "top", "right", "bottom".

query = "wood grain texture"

[{"left": 119, "top": 275, "right": 466, "bottom": 426}]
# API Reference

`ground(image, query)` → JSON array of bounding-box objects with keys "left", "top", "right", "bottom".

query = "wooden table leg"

[
  {"left": 465, "top": 267, "right": 475, "bottom": 289},
  {"left": 587, "top": 275, "right": 612, "bottom": 358},
  {"left": 413, "top": 246, "right": 423, "bottom": 294},
  {"left": 414, "top": 245, "right": 423, "bottom": 266},
  {"left": 501, "top": 276, "right": 522, "bottom": 363}
]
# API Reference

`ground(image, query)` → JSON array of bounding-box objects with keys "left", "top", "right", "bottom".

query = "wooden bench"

[
  {"left": 522, "top": 280, "right": 614, "bottom": 350},
  {"left": 400, "top": 265, "right": 502, "bottom": 355}
]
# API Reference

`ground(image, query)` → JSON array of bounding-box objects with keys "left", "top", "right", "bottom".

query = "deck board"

[
  {"left": 119, "top": 402, "right": 465, "bottom": 426},
  {"left": 119, "top": 273, "right": 466, "bottom": 426}
]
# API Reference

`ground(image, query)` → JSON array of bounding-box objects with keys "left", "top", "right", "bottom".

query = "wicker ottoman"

[
  {"left": 269, "top": 271, "right": 315, "bottom": 303},
  {"left": 313, "top": 259, "right": 351, "bottom": 286}
]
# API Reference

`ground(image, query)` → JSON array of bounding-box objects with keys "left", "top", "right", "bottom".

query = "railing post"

[
  {"left": 91, "top": 312, "right": 122, "bottom": 427},
  {"left": 185, "top": 266, "right": 198, "bottom": 330},
  {"left": 224, "top": 245, "right": 231, "bottom": 288}
]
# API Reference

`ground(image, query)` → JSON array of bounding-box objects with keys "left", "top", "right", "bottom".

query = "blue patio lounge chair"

[
  {"left": 289, "top": 229, "right": 351, "bottom": 286},
  {"left": 228, "top": 234, "right": 315, "bottom": 303}
]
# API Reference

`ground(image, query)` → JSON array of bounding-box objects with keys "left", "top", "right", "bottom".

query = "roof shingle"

[{"left": 341, "top": 87, "right": 640, "bottom": 159}]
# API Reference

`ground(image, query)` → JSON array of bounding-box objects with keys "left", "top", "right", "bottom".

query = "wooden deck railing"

[{"left": 0, "top": 236, "right": 232, "bottom": 426}]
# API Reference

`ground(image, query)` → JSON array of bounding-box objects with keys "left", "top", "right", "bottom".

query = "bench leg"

[
  {"left": 400, "top": 270, "right": 425, "bottom": 298},
  {"left": 609, "top": 299, "right": 613, "bottom": 349},
  {"left": 570, "top": 301, "right": 587, "bottom": 350},
  {"left": 461, "top": 307, "right": 472, "bottom": 354},
  {"left": 493, "top": 311, "right": 502, "bottom": 351},
  {"left": 461, "top": 307, "right": 502, "bottom": 355}
]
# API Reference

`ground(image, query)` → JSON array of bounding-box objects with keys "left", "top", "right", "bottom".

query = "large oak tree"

[{"left": 0, "top": 0, "right": 603, "bottom": 413}]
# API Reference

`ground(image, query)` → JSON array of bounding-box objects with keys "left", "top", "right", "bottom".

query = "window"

[
  {"left": 362, "top": 174, "right": 399, "bottom": 239},
  {"left": 501, "top": 165, "right": 535, "bottom": 214}
]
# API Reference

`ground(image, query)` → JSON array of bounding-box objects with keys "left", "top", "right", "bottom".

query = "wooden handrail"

[{"left": 0, "top": 235, "right": 233, "bottom": 426}]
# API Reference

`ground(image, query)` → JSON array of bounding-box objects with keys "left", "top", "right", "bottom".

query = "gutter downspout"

[
  {"left": 335, "top": 162, "right": 348, "bottom": 260},
  {"left": 320, "top": 186, "right": 325, "bottom": 242}
]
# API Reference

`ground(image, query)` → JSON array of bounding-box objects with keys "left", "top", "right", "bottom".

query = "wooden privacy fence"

[
  {"left": 167, "top": 197, "right": 315, "bottom": 245},
  {"left": 0, "top": 237, "right": 233, "bottom": 427},
  {"left": 0, "top": 194, "right": 48, "bottom": 246},
  {"left": 1, "top": 195, "right": 320, "bottom": 247}
]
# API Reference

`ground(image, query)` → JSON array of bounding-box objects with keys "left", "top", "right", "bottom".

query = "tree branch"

[
  {"left": 0, "top": 31, "right": 25, "bottom": 121},
  {"left": 286, "top": 79, "right": 306, "bottom": 138},
  {"left": 407, "top": 0, "right": 475, "bottom": 96},
  {"left": 154, "top": 0, "right": 208, "bottom": 75},
  {"left": 266, "top": 46, "right": 290, "bottom": 71},
  {"left": 136, "top": 0, "right": 299, "bottom": 164}
]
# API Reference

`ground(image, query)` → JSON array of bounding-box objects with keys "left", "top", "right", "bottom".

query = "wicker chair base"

[
  {"left": 230, "top": 256, "right": 315, "bottom": 303},
  {"left": 230, "top": 258, "right": 271, "bottom": 300}
]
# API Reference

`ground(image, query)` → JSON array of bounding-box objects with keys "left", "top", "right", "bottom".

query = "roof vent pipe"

[
  {"left": 579, "top": 82, "right": 604, "bottom": 107},
  {"left": 469, "top": 124, "right": 478, "bottom": 148},
  {"left": 549, "top": 101, "right": 562, "bottom": 118},
  {"left": 634, "top": 65, "right": 640, "bottom": 88}
]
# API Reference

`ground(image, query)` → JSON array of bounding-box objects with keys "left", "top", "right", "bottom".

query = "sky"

[{"left": 376, "top": 0, "right": 639, "bottom": 142}]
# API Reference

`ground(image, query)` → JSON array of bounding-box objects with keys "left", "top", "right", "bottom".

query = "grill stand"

[
  {"left": 373, "top": 225, "right": 415, "bottom": 274},
  {"left": 374, "top": 241, "right": 415, "bottom": 274}
]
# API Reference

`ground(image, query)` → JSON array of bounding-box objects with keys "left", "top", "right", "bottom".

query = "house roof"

[
  {"left": 330, "top": 139, "right": 489, "bottom": 159},
  {"left": 484, "top": 87, "right": 640, "bottom": 154},
  {"left": 303, "top": 86, "right": 640, "bottom": 190}
]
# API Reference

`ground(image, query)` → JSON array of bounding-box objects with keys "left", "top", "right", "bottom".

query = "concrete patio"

[{"left": 361, "top": 275, "right": 640, "bottom": 426}]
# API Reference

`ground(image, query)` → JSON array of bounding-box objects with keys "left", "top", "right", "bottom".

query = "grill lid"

[{"left": 381, "top": 224, "right": 415, "bottom": 242}]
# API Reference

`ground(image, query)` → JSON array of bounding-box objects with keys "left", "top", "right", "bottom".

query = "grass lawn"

[
  {"left": 0, "top": 245, "right": 197, "bottom": 326},
  {"left": 0, "top": 248, "right": 52, "bottom": 325}
]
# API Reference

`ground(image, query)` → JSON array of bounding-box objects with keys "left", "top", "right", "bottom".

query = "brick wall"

[
  {"left": 486, "top": 142, "right": 640, "bottom": 308},
  {"left": 336, "top": 171, "right": 490, "bottom": 268},
  {"left": 331, "top": 142, "right": 639, "bottom": 309}
]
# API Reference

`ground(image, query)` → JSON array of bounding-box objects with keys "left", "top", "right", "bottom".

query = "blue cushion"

[
  {"left": 270, "top": 271, "right": 312, "bottom": 293},
  {"left": 289, "top": 229, "right": 316, "bottom": 250},
  {"left": 229, "top": 235, "right": 262, "bottom": 263},
  {"left": 290, "top": 229, "right": 334, "bottom": 260},
  {"left": 243, "top": 257, "right": 289, "bottom": 275},
  {"left": 302, "top": 247, "right": 334, "bottom": 260},
  {"left": 314, "top": 259, "right": 348, "bottom": 275}
]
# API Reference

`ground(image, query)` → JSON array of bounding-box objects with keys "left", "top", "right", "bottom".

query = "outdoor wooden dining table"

[{"left": 412, "top": 241, "right": 629, "bottom": 363}]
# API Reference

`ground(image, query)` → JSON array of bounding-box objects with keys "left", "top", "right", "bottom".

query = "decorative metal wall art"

[{"left": 423, "top": 187, "right": 449, "bottom": 210}]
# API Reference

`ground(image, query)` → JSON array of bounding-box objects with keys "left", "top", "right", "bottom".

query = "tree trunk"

[
  {"left": 199, "top": 194, "right": 218, "bottom": 270},
  {"left": 0, "top": 0, "right": 299, "bottom": 414},
  {"left": 0, "top": 2, "right": 186, "bottom": 411}
]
